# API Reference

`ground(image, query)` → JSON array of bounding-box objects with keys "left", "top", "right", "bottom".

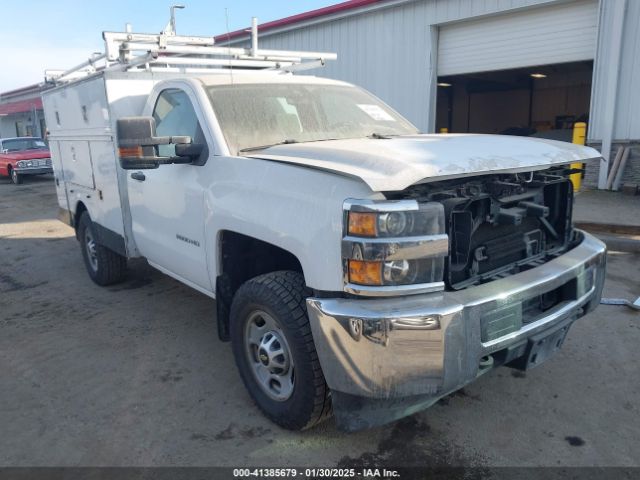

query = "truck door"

[{"left": 126, "top": 88, "right": 212, "bottom": 291}]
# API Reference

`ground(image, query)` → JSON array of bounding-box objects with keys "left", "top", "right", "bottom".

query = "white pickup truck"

[{"left": 43, "top": 24, "right": 606, "bottom": 431}]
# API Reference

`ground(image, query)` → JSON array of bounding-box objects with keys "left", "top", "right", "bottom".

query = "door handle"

[{"left": 131, "top": 171, "right": 146, "bottom": 182}]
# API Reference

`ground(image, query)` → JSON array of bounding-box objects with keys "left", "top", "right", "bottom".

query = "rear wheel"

[
  {"left": 9, "top": 168, "right": 22, "bottom": 185},
  {"left": 78, "top": 213, "right": 127, "bottom": 286},
  {"left": 230, "top": 271, "right": 332, "bottom": 430}
]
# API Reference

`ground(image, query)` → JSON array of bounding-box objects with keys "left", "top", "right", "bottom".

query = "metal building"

[
  {"left": 219, "top": 0, "right": 639, "bottom": 190},
  {"left": 0, "top": 83, "right": 50, "bottom": 139}
]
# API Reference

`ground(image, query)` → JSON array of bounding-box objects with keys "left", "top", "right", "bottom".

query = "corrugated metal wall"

[
  {"left": 231, "top": 0, "right": 558, "bottom": 131},
  {"left": 589, "top": 0, "right": 640, "bottom": 142},
  {"left": 613, "top": 0, "right": 640, "bottom": 141},
  {"left": 612, "top": 0, "right": 640, "bottom": 141},
  {"left": 233, "top": 2, "right": 435, "bottom": 130}
]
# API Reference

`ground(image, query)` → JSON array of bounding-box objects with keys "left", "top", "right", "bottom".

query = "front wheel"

[
  {"left": 10, "top": 168, "right": 22, "bottom": 185},
  {"left": 78, "top": 213, "right": 127, "bottom": 286},
  {"left": 230, "top": 271, "right": 332, "bottom": 430}
]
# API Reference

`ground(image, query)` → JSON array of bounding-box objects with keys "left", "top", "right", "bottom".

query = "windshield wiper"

[
  {"left": 239, "top": 139, "right": 298, "bottom": 153},
  {"left": 369, "top": 132, "right": 399, "bottom": 139}
]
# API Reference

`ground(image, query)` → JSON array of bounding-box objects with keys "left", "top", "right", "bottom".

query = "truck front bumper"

[{"left": 307, "top": 230, "right": 606, "bottom": 430}]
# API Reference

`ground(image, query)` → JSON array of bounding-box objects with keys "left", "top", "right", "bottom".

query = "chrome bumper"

[
  {"left": 307, "top": 231, "right": 606, "bottom": 426},
  {"left": 14, "top": 166, "right": 53, "bottom": 175}
]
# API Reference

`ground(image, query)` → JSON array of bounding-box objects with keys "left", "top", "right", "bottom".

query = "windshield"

[
  {"left": 207, "top": 83, "right": 419, "bottom": 154},
  {"left": 3, "top": 138, "right": 47, "bottom": 152}
]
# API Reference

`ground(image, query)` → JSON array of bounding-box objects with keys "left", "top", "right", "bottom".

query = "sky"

[{"left": 0, "top": 0, "right": 335, "bottom": 93}]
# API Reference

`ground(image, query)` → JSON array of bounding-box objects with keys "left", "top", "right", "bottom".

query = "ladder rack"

[{"left": 45, "top": 13, "right": 336, "bottom": 85}]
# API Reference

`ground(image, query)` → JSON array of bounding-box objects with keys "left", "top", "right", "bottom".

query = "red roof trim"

[
  {"left": 215, "top": 0, "right": 385, "bottom": 42},
  {"left": 0, "top": 98, "right": 43, "bottom": 115}
]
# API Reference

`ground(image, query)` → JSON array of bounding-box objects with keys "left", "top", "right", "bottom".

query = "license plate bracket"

[
  {"left": 506, "top": 317, "right": 577, "bottom": 370},
  {"left": 522, "top": 317, "right": 574, "bottom": 369}
]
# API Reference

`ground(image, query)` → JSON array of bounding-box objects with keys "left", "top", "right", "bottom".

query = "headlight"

[
  {"left": 347, "top": 204, "right": 442, "bottom": 238},
  {"left": 382, "top": 259, "right": 415, "bottom": 284},
  {"left": 342, "top": 199, "right": 448, "bottom": 296},
  {"left": 17, "top": 160, "right": 26, "bottom": 168},
  {"left": 378, "top": 212, "right": 410, "bottom": 236}
]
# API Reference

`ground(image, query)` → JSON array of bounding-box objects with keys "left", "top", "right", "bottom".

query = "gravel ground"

[{"left": 1, "top": 175, "right": 639, "bottom": 469}]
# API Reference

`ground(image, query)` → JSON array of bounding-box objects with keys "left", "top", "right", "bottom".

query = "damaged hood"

[{"left": 246, "top": 134, "right": 601, "bottom": 191}]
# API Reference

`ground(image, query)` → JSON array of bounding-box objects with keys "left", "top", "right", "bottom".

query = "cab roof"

[{"left": 195, "top": 73, "right": 354, "bottom": 88}]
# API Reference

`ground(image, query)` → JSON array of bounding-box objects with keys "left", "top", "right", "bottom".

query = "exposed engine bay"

[{"left": 386, "top": 167, "right": 576, "bottom": 290}]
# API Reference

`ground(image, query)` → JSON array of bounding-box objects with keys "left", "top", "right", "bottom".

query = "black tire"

[
  {"left": 78, "top": 212, "right": 127, "bottom": 286},
  {"left": 9, "top": 167, "right": 22, "bottom": 185},
  {"left": 230, "top": 271, "right": 332, "bottom": 430}
]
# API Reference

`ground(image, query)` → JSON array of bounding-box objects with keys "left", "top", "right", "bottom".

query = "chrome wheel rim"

[
  {"left": 84, "top": 229, "right": 98, "bottom": 272},
  {"left": 244, "top": 310, "right": 294, "bottom": 401}
]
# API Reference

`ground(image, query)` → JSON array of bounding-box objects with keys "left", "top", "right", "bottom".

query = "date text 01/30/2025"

[{"left": 233, "top": 468, "right": 401, "bottom": 478}]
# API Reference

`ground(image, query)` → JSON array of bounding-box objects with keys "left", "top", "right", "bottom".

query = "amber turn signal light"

[
  {"left": 348, "top": 259, "right": 383, "bottom": 285},
  {"left": 348, "top": 212, "right": 377, "bottom": 237},
  {"left": 118, "top": 146, "right": 143, "bottom": 158}
]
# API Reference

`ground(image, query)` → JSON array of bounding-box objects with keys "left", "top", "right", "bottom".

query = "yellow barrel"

[{"left": 571, "top": 122, "right": 587, "bottom": 191}]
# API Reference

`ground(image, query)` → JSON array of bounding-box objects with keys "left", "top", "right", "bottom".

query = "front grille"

[
  {"left": 22, "top": 158, "right": 51, "bottom": 167},
  {"left": 473, "top": 224, "right": 544, "bottom": 275},
  {"left": 446, "top": 178, "right": 572, "bottom": 289},
  {"left": 384, "top": 168, "right": 574, "bottom": 291}
]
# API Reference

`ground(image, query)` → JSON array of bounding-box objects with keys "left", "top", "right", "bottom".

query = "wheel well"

[
  {"left": 220, "top": 230, "right": 303, "bottom": 292},
  {"left": 215, "top": 230, "right": 304, "bottom": 341},
  {"left": 73, "top": 202, "right": 88, "bottom": 237}
]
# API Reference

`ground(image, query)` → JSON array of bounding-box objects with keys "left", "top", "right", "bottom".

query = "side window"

[{"left": 153, "top": 89, "right": 206, "bottom": 158}]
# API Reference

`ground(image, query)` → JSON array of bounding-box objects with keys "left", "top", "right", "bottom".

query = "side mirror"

[
  {"left": 175, "top": 143, "right": 204, "bottom": 159},
  {"left": 116, "top": 117, "right": 202, "bottom": 170}
]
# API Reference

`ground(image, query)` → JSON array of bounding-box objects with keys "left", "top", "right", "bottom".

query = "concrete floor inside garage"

[{"left": 0, "top": 176, "right": 639, "bottom": 468}]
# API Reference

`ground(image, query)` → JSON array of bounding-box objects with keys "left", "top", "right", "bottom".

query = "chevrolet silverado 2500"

[{"left": 42, "top": 25, "right": 606, "bottom": 431}]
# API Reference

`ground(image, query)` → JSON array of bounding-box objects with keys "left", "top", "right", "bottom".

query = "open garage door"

[
  {"left": 436, "top": 61, "right": 594, "bottom": 140},
  {"left": 438, "top": 0, "right": 598, "bottom": 77}
]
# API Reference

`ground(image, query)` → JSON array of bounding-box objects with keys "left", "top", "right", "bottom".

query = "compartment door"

[
  {"left": 58, "top": 140, "right": 95, "bottom": 189},
  {"left": 48, "top": 141, "right": 71, "bottom": 217}
]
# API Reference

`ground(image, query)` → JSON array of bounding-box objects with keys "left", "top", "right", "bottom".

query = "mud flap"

[{"left": 215, "top": 274, "right": 233, "bottom": 342}]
